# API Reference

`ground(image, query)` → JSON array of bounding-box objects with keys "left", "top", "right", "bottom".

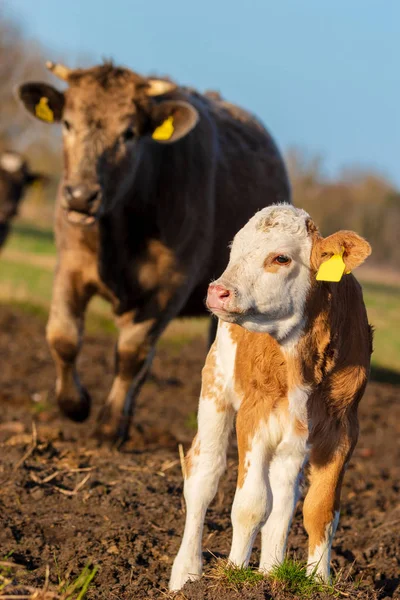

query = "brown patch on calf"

[
  {"left": 228, "top": 324, "right": 288, "bottom": 488},
  {"left": 185, "top": 434, "right": 201, "bottom": 479},
  {"left": 199, "top": 343, "right": 226, "bottom": 411}
]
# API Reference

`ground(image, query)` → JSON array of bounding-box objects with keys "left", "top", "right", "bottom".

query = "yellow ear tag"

[
  {"left": 152, "top": 116, "right": 174, "bottom": 141},
  {"left": 316, "top": 248, "right": 349, "bottom": 282},
  {"left": 35, "top": 97, "right": 54, "bottom": 123}
]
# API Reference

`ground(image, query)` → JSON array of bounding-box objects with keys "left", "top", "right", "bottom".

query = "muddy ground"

[{"left": 0, "top": 305, "right": 399, "bottom": 599}]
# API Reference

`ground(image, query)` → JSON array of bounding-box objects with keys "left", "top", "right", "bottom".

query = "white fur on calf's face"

[{"left": 209, "top": 204, "right": 312, "bottom": 344}]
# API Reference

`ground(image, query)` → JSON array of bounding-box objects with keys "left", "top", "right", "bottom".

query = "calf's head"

[
  {"left": 17, "top": 62, "right": 199, "bottom": 226},
  {"left": 207, "top": 204, "right": 371, "bottom": 343},
  {"left": 0, "top": 151, "right": 46, "bottom": 247}
]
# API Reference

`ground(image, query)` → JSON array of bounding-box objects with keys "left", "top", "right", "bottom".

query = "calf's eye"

[{"left": 274, "top": 255, "right": 291, "bottom": 265}]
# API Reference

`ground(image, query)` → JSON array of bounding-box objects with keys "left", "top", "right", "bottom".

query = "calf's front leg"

[
  {"left": 228, "top": 411, "right": 271, "bottom": 568},
  {"left": 169, "top": 344, "right": 234, "bottom": 591}
]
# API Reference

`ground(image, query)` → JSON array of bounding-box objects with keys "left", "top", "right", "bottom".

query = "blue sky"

[{"left": 7, "top": 0, "right": 400, "bottom": 186}]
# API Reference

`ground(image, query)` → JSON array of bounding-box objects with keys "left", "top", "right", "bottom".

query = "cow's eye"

[
  {"left": 273, "top": 255, "right": 291, "bottom": 265},
  {"left": 122, "top": 127, "right": 135, "bottom": 142},
  {"left": 62, "top": 119, "right": 72, "bottom": 132}
]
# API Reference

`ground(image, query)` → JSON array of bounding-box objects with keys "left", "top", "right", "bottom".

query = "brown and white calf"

[{"left": 170, "top": 204, "right": 372, "bottom": 590}]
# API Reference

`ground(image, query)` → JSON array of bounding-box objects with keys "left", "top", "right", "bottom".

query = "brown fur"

[{"left": 228, "top": 324, "right": 287, "bottom": 488}]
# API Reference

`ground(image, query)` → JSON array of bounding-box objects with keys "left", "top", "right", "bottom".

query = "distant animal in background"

[
  {"left": 0, "top": 151, "right": 47, "bottom": 249},
  {"left": 17, "top": 61, "right": 290, "bottom": 444},
  {"left": 170, "top": 204, "right": 372, "bottom": 590}
]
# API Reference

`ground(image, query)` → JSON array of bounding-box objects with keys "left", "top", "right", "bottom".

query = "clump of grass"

[
  {"left": 207, "top": 559, "right": 264, "bottom": 591},
  {"left": 269, "top": 558, "right": 331, "bottom": 596}
]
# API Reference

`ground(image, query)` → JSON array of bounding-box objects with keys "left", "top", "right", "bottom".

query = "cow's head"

[
  {"left": 0, "top": 151, "right": 47, "bottom": 247},
  {"left": 17, "top": 62, "right": 199, "bottom": 226},
  {"left": 207, "top": 204, "right": 371, "bottom": 344}
]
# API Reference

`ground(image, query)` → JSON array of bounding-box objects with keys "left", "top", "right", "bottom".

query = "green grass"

[
  {"left": 7, "top": 222, "right": 55, "bottom": 255},
  {"left": 269, "top": 558, "right": 331, "bottom": 596},
  {"left": 60, "top": 564, "right": 99, "bottom": 600},
  {"left": 208, "top": 559, "right": 335, "bottom": 596},
  {"left": 362, "top": 280, "right": 400, "bottom": 373},
  {"left": 184, "top": 411, "right": 198, "bottom": 431},
  {"left": 208, "top": 560, "right": 264, "bottom": 590}
]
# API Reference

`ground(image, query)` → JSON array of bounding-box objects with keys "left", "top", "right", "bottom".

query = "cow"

[
  {"left": 17, "top": 61, "right": 290, "bottom": 444},
  {"left": 0, "top": 151, "right": 46, "bottom": 248},
  {"left": 170, "top": 204, "right": 372, "bottom": 590}
]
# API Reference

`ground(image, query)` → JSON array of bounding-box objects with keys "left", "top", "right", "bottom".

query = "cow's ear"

[
  {"left": 147, "top": 100, "right": 199, "bottom": 144},
  {"left": 17, "top": 82, "right": 64, "bottom": 123},
  {"left": 312, "top": 230, "right": 371, "bottom": 277}
]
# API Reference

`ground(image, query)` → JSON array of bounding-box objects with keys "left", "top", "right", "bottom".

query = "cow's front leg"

[
  {"left": 46, "top": 266, "right": 94, "bottom": 421},
  {"left": 95, "top": 311, "right": 157, "bottom": 444}
]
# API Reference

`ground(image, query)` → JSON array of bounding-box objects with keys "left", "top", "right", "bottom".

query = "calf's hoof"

[
  {"left": 57, "top": 386, "right": 91, "bottom": 422},
  {"left": 169, "top": 558, "right": 202, "bottom": 591}
]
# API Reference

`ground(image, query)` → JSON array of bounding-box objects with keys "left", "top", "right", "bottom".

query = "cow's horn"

[{"left": 46, "top": 61, "right": 71, "bottom": 81}]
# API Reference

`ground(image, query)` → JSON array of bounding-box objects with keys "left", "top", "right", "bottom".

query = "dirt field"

[{"left": 0, "top": 305, "right": 399, "bottom": 599}]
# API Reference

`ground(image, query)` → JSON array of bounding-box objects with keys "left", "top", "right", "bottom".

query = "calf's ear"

[
  {"left": 147, "top": 100, "right": 199, "bottom": 144},
  {"left": 312, "top": 230, "right": 371, "bottom": 274},
  {"left": 17, "top": 83, "right": 64, "bottom": 123}
]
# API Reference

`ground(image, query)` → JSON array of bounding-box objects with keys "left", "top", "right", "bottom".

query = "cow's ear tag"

[
  {"left": 316, "top": 247, "right": 350, "bottom": 282},
  {"left": 35, "top": 97, "right": 54, "bottom": 122},
  {"left": 152, "top": 116, "right": 174, "bottom": 140}
]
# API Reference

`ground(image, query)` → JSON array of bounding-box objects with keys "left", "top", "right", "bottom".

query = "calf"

[
  {"left": 0, "top": 151, "right": 46, "bottom": 248},
  {"left": 170, "top": 204, "right": 372, "bottom": 590}
]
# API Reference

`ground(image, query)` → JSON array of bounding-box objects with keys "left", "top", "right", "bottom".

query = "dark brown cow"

[
  {"left": 18, "top": 61, "right": 290, "bottom": 444},
  {"left": 0, "top": 151, "right": 46, "bottom": 248}
]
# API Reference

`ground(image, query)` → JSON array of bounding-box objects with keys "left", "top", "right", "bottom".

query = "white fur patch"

[{"left": 288, "top": 384, "right": 310, "bottom": 432}]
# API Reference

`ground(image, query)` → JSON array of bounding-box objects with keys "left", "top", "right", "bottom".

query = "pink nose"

[{"left": 207, "top": 284, "right": 231, "bottom": 310}]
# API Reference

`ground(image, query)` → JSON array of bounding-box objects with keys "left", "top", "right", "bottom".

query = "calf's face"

[
  {"left": 18, "top": 62, "right": 199, "bottom": 226},
  {"left": 207, "top": 204, "right": 371, "bottom": 343}
]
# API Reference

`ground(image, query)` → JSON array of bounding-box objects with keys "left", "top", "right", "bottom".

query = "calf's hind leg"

[
  {"left": 259, "top": 431, "right": 308, "bottom": 572},
  {"left": 46, "top": 267, "right": 95, "bottom": 421},
  {"left": 303, "top": 432, "right": 356, "bottom": 582}
]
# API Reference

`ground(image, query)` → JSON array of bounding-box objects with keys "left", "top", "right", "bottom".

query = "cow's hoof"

[
  {"left": 57, "top": 386, "right": 91, "bottom": 422},
  {"left": 93, "top": 408, "right": 129, "bottom": 448}
]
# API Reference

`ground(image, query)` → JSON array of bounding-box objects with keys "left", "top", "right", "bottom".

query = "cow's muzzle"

[{"left": 62, "top": 183, "right": 101, "bottom": 226}]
